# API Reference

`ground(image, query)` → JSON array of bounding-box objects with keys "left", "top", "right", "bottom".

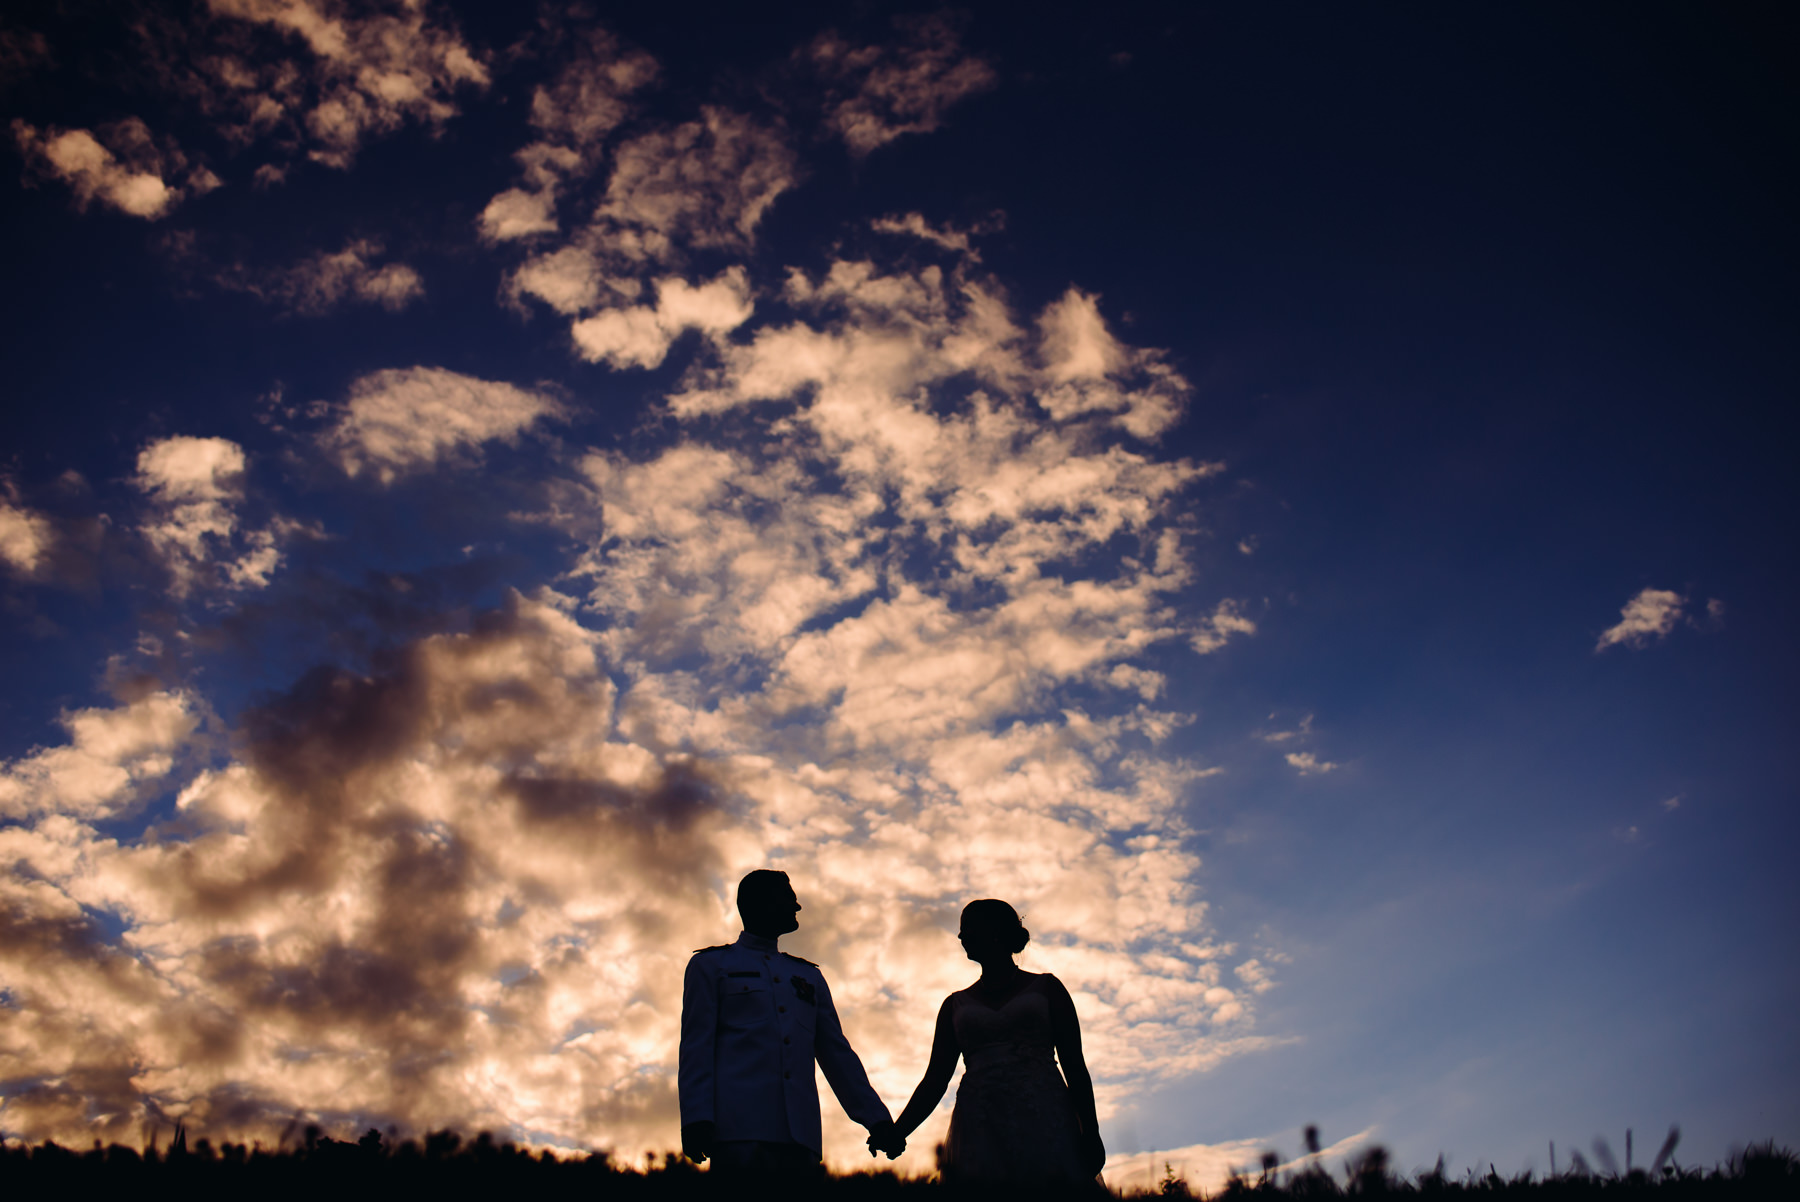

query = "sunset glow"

[{"left": 2, "top": 2, "right": 1793, "bottom": 1182}]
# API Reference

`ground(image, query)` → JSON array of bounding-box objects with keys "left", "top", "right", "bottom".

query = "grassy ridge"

[{"left": 0, "top": 1129, "right": 1793, "bottom": 1200}]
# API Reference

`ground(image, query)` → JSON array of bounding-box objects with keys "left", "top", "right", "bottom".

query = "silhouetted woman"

[{"left": 889, "top": 899, "right": 1105, "bottom": 1187}]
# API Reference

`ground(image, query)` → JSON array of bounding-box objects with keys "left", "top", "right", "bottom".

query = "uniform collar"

[{"left": 737, "top": 930, "right": 779, "bottom": 954}]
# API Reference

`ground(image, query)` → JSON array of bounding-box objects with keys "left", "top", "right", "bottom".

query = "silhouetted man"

[{"left": 680, "top": 870, "right": 903, "bottom": 1177}]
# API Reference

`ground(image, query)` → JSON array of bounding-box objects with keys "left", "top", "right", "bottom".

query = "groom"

[{"left": 679, "top": 870, "right": 905, "bottom": 1175}]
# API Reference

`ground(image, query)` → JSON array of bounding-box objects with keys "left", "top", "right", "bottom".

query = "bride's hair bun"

[{"left": 962, "top": 898, "right": 1030, "bottom": 954}]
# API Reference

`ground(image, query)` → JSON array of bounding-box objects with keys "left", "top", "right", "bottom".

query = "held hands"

[
  {"left": 681, "top": 1120, "right": 718, "bottom": 1164},
  {"left": 866, "top": 1119, "right": 907, "bottom": 1160}
]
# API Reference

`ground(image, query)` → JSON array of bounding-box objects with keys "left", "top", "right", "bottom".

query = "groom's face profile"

[{"left": 738, "top": 872, "right": 802, "bottom": 938}]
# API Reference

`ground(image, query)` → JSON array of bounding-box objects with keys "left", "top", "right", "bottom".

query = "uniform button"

[
  {"left": 784, "top": 1071, "right": 791, "bottom": 1080},
  {"left": 773, "top": 976, "right": 781, "bottom": 983},
  {"left": 779, "top": 1005, "right": 786, "bottom": 1013},
  {"left": 783, "top": 1037, "right": 791, "bottom": 1045}
]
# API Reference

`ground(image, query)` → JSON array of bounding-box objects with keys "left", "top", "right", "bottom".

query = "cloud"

[
  {"left": 320, "top": 367, "right": 564, "bottom": 484},
  {"left": 0, "top": 27, "right": 53, "bottom": 84},
  {"left": 0, "top": 592, "right": 730, "bottom": 1150},
  {"left": 134, "top": 436, "right": 300, "bottom": 597},
  {"left": 1234, "top": 958, "right": 1277, "bottom": 994},
  {"left": 0, "top": 689, "right": 202, "bottom": 821},
  {"left": 549, "top": 256, "right": 1266, "bottom": 1165},
  {"left": 192, "top": 0, "right": 489, "bottom": 170},
  {"left": 0, "top": 253, "right": 1270, "bottom": 1168},
  {"left": 1595, "top": 587, "right": 1686, "bottom": 651},
  {"left": 805, "top": 14, "right": 996, "bottom": 155},
  {"left": 11, "top": 117, "right": 201, "bottom": 219},
  {"left": 563, "top": 106, "right": 796, "bottom": 263},
  {"left": 1258, "top": 714, "right": 1312, "bottom": 745},
  {"left": 1191, "top": 599, "right": 1257, "bottom": 654},
  {"left": 569, "top": 268, "right": 753, "bottom": 368},
  {"left": 870, "top": 210, "right": 1001, "bottom": 259},
  {"left": 478, "top": 28, "right": 658, "bottom": 244},
  {"left": 136, "top": 436, "right": 247, "bottom": 595},
  {"left": 0, "top": 27, "right": 1274, "bottom": 1163},
  {"left": 0, "top": 494, "right": 54, "bottom": 577},
  {"left": 1036, "top": 290, "right": 1191, "bottom": 439},
  {"left": 1284, "top": 751, "right": 1338, "bottom": 776},
  {"left": 506, "top": 106, "right": 797, "bottom": 321},
  {"left": 1102, "top": 1127, "right": 1376, "bottom": 1196},
  {"left": 205, "top": 238, "right": 424, "bottom": 315}
]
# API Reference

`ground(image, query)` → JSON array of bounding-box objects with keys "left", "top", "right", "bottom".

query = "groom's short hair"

[{"left": 736, "top": 869, "right": 792, "bottom": 915}]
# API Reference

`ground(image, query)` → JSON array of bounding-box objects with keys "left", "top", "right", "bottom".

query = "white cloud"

[
  {"left": 1285, "top": 751, "right": 1338, "bottom": 776},
  {"left": 527, "top": 28, "right": 659, "bottom": 151},
  {"left": 478, "top": 28, "right": 658, "bottom": 245},
  {"left": 1191, "top": 599, "right": 1257, "bottom": 654},
  {"left": 570, "top": 268, "right": 753, "bottom": 368},
  {"left": 549, "top": 256, "right": 1266, "bottom": 1165},
  {"left": 1235, "top": 957, "right": 1277, "bottom": 994},
  {"left": 0, "top": 252, "right": 1271, "bottom": 1165},
  {"left": 592, "top": 110, "right": 797, "bottom": 257},
  {"left": 870, "top": 210, "right": 1001, "bottom": 259},
  {"left": 1595, "top": 587, "right": 1686, "bottom": 651},
  {"left": 136, "top": 436, "right": 246, "bottom": 595},
  {"left": 0, "top": 496, "right": 53, "bottom": 576},
  {"left": 321, "top": 367, "right": 564, "bottom": 484},
  {"left": 1103, "top": 1127, "right": 1376, "bottom": 1197},
  {"left": 806, "top": 14, "right": 996, "bottom": 155},
  {"left": 1036, "top": 289, "right": 1190, "bottom": 438},
  {"left": 505, "top": 107, "right": 797, "bottom": 329},
  {"left": 1258, "top": 714, "right": 1312, "bottom": 744},
  {"left": 135, "top": 436, "right": 300, "bottom": 597},
  {"left": 197, "top": 0, "right": 489, "bottom": 170},
  {"left": 11, "top": 117, "right": 197, "bottom": 219},
  {"left": 0, "top": 690, "right": 201, "bottom": 820},
  {"left": 672, "top": 263, "right": 1197, "bottom": 450},
  {"left": 0, "top": 23, "right": 1282, "bottom": 1156},
  {"left": 213, "top": 238, "right": 424, "bottom": 315},
  {"left": 479, "top": 184, "right": 560, "bottom": 243}
]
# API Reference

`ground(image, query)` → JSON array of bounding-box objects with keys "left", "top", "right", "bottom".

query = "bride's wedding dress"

[{"left": 941, "top": 973, "right": 1093, "bottom": 1185}]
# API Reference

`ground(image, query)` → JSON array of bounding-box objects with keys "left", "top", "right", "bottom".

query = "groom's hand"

[
  {"left": 681, "top": 1120, "right": 717, "bottom": 1164},
  {"left": 866, "top": 1119, "right": 906, "bottom": 1159}
]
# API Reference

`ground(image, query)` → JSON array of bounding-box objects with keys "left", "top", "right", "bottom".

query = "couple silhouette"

[{"left": 679, "top": 870, "right": 1106, "bottom": 1187}]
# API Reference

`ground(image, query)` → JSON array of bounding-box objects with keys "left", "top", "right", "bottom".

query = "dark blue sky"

[{"left": 1, "top": 0, "right": 1794, "bottom": 1178}]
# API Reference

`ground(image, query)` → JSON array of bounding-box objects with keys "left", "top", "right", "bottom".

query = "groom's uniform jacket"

[{"left": 679, "top": 930, "right": 889, "bottom": 1154}]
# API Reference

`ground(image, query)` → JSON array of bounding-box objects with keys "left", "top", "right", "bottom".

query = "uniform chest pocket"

[
  {"left": 787, "top": 975, "right": 818, "bottom": 1031},
  {"left": 720, "top": 975, "right": 770, "bottom": 1027}
]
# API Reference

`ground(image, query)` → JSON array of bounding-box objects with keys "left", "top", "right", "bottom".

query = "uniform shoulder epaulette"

[
  {"left": 783, "top": 952, "right": 819, "bottom": 967},
  {"left": 690, "top": 944, "right": 732, "bottom": 954}
]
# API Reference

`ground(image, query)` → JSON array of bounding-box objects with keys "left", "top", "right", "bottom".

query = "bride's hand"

[
  {"left": 867, "top": 1120, "right": 906, "bottom": 1159},
  {"left": 1082, "top": 1130, "right": 1107, "bottom": 1176}
]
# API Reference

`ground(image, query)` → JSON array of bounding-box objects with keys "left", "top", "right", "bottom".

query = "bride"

[{"left": 884, "top": 899, "right": 1106, "bottom": 1186}]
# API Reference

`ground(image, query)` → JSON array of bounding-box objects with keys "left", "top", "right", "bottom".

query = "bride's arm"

[
  {"left": 892, "top": 995, "right": 961, "bottom": 1139},
  {"left": 1046, "top": 975, "right": 1105, "bottom": 1169}
]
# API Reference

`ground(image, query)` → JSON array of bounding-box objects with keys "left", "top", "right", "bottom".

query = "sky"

[{"left": 1, "top": 0, "right": 1795, "bottom": 1186}]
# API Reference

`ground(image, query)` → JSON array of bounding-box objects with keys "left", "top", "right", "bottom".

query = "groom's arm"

[
  {"left": 811, "top": 970, "right": 891, "bottom": 1131},
  {"left": 678, "top": 954, "right": 719, "bottom": 1141}
]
